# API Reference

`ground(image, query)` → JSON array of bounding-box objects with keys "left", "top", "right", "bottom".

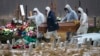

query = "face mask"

[
  {"left": 66, "top": 10, "right": 70, "bottom": 13},
  {"left": 78, "top": 11, "right": 81, "bottom": 15},
  {"left": 64, "top": 8, "right": 69, "bottom": 13},
  {"left": 34, "top": 13, "right": 37, "bottom": 15},
  {"left": 78, "top": 13, "right": 81, "bottom": 16},
  {"left": 45, "top": 10, "right": 48, "bottom": 16},
  {"left": 33, "top": 11, "right": 37, "bottom": 15},
  {"left": 64, "top": 8, "right": 67, "bottom": 11}
]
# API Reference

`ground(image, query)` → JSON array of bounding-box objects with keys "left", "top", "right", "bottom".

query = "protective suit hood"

[
  {"left": 78, "top": 7, "right": 84, "bottom": 13},
  {"left": 65, "top": 4, "right": 72, "bottom": 12},
  {"left": 45, "top": 6, "right": 51, "bottom": 16},
  {"left": 33, "top": 8, "right": 40, "bottom": 14},
  {"left": 77, "top": 7, "right": 88, "bottom": 34}
]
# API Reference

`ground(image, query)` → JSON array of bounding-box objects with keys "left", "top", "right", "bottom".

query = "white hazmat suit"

[
  {"left": 61, "top": 4, "right": 78, "bottom": 22},
  {"left": 28, "top": 8, "right": 45, "bottom": 38},
  {"left": 28, "top": 8, "right": 45, "bottom": 26},
  {"left": 77, "top": 7, "right": 88, "bottom": 34}
]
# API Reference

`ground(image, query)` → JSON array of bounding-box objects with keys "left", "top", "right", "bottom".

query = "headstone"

[
  {"left": 64, "top": 41, "right": 68, "bottom": 48},
  {"left": 1, "top": 44, "right": 4, "bottom": 49},
  {"left": 59, "top": 42, "right": 64, "bottom": 48},
  {"left": 2, "top": 55, "right": 4, "bottom": 56},
  {"left": 12, "top": 38, "right": 15, "bottom": 46},
  {"left": 86, "top": 38, "right": 92, "bottom": 49},
  {"left": 89, "top": 38, "right": 92, "bottom": 45},
  {"left": 35, "top": 40, "right": 39, "bottom": 47},
  {"left": 83, "top": 52, "right": 91, "bottom": 56},
  {"left": 29, "top": 43, "right": 33, "bottom": 53},
  {"left": 88, "top": 38, "right": 92, "bottom": 46},
  {"left": 73, "top": 38, "right": 78, "bottom": 44},
  {"left": 72, "top": 53, "right": 80, "bottom": 56},
  {"left": 7, "top": 40, "right": 10, "bottom": 44},
  {"left": 70, "top": 38, "right": 74, "bottom": 44},
  {"left": 93, "top": 41, "right": 98, "bottom": 47},
  {"left": 77, "top": 44, "right": 81, "bottom": 48},
  {"left": 12, "top": 53, "right": 17, "bottom": 56},
  {"left": 33, "top": 43, "right": 35, "bottom": 48},
  {"left": 22, "top": 53, "right": 26, "bottom": 56},
  {"left": 57, "top": 36, "right": 61, "bottom": 44},
  {"left": 39, "top": 51, "right": 43, "bottom": 55},
  {"left": 83, "top": 38, "right": 88, "bottom": 45},
  {"left": 98, "top": 40, "right": 100, "bottom": 46},
  {"left": 51, "top": 40, "right": 56, "bottom": 49},
  {"left": 41, "top": 43, "right": 45, "bottom": 48},
  {"left": 0, "top": 41, "right": 2, "bottom": 49},
  {"left": 7, "top": 40, "right": 11, "bottom": 49},
  {"left": 70, "top": 38, "right": 78, "bottom": 44},
  {"left": 22, "top": 52, "right": 29, "bottom": 56}
]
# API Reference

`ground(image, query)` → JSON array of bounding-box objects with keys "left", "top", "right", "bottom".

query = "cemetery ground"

[{"left": 0, "top": 27, "right": 100, "bottom": 56}]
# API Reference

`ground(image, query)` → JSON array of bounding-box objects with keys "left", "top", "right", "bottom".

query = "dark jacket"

[{"left": 47, "top": 11, "right": 59, "bottom": 32}]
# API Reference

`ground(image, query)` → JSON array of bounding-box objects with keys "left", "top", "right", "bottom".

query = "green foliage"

[
  {"left": 0, "top": 34, "right": 22, "bottom": 44},
  {"left": 88, "top": 27, "right": 100, "bottom": 33}
]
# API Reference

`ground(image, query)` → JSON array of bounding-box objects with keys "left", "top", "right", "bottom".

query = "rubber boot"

[
  {"left": 54, "top": 39, "right": 58, "bottom": 43},
  {"left": 46, "top": 38, "right": 50, "bottom": 43},
  {"left": 37, "top": 37, "right": 42, "bottom": 43},
  {"left": 66, "top": 32, "right": 71, "bottom": 43}
]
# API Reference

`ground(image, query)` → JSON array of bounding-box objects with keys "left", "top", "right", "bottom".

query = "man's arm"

[
  {"left": 60, "top": 15, "right": 67, "bottom": 22},
  {"left": 28, "top": 15, "right": 35, "bottom": 20},
  {"left": 73, "top": 11, "right": 78, "bottom": 21}
]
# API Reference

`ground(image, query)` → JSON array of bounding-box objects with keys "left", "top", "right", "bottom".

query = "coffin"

[{"left": 38, "top": 22, "right": 80, "bottom": 33}]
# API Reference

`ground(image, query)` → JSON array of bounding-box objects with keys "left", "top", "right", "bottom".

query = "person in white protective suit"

[
  {"left": 60, "top": 4, "right": 78, "bottom": 22},
  {"left": 60, "top": 4, "right": 78, "bottom": 42},
  {"left": 77, "top": 7, "right": 88, "bottom": 35},
  {"left": 28, "top": 8, "right": 45, "bottom": 26},
  {"left": 28, "top": 8, "right": 46, "bottom": 42}
]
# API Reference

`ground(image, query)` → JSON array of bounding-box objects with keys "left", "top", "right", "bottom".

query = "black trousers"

[{"left": 66, "top": 32, "right": 71, "bottom": 42}]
